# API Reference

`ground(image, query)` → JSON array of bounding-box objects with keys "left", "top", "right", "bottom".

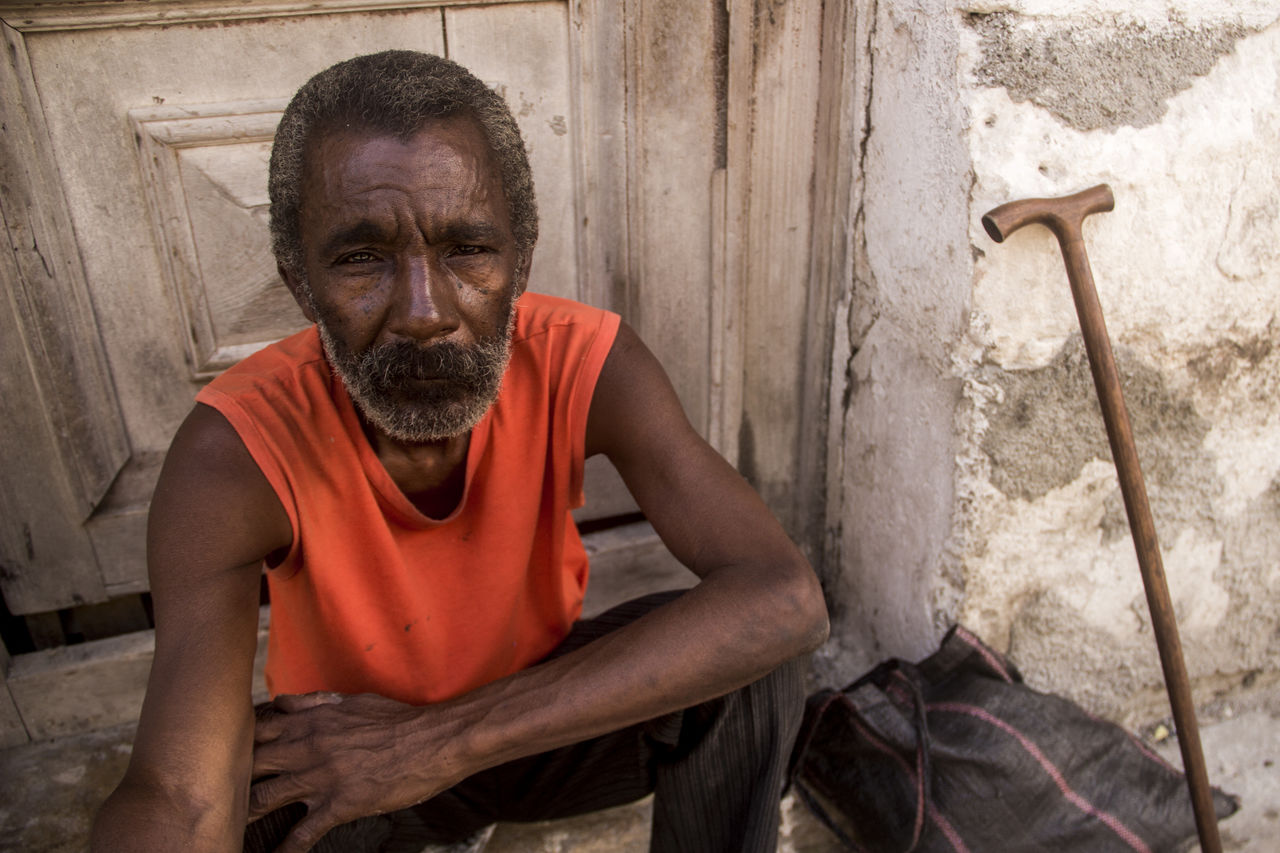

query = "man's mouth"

[{"left": 402, "top": 374, "right": 451, "bottom": 387}]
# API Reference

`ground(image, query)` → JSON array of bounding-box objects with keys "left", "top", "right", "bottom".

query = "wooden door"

[{"left": 0, "top": 0, "right": 729, "bottom": 617}]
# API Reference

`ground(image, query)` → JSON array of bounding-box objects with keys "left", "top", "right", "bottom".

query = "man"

[{"left": 91, "top": 51, "right": 827, "bottom": 852}]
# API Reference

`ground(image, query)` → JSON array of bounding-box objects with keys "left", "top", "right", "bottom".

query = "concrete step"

[
  {"left": 0, "top": 719, "right": 842, "bottom": 852},
  {"left": 4, "top": 704, "right": 1275, "bottom": 852}
]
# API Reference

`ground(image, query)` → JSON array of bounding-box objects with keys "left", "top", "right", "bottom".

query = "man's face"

[{"left": 287, "top": 116, "right": 525, "bottom": 443}]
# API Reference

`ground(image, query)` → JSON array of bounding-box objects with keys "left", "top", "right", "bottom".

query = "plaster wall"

[
  {"left": 826, "top": 0, "right": 1280, "bottom": 724},
  {"left": 823, "top": 0, "right": 971, "bottom": 675}
]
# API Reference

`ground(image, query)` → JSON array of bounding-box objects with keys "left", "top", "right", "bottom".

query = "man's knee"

[{"left": 732, "top": 655, "right": 807, "bottom": 743}]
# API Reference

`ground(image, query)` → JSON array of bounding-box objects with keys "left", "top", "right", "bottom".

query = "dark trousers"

[{"left": 246, "top": 592, "right": 805, "bottom": 852}]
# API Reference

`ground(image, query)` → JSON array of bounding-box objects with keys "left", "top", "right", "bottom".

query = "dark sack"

[{"left": 788, "top": 625, "right": 1237, "bottom": 852}]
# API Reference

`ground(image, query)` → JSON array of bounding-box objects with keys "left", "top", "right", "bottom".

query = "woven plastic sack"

[{"left": 789, "top": 625, "right": 1237, "bottom": 852}]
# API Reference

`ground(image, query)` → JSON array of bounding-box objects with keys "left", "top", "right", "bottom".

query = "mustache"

[
  {"left": 362, "top": 340, "right": 479, "bottom": 382},
  {"left": 353, "top": 336, "right": 508, "bottom": 393}
]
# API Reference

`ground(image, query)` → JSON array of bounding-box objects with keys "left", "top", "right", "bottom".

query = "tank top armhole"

[
  {"left": 195, "top": 387, "right": 302, "bottom": 577},
  {"left": 566, "top": 308, "right": 622, "bottom": 507}
]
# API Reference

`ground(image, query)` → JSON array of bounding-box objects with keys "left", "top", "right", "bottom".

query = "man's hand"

[{"left": 249, "top": 692, "right": 470, "bottom": 852}]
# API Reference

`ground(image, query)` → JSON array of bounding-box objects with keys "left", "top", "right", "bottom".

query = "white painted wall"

[{"left": 823, "top": 0, "right": 1280, "bottom": 724}]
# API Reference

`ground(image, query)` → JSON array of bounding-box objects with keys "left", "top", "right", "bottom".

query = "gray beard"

[{"left": 315, "top": 299, "right": 516, "bottom": 444}]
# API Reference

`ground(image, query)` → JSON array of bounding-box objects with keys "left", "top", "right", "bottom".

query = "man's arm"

[
  {"left": 246, "top": 321, "right": 828, "bottom": 851},
  {"left": 91, "top": 404, "right": 292, "bottom": 851}
]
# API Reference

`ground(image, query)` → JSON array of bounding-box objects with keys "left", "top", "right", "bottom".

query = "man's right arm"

[{"left": 92, "top": 403, "right": 292, "bottom": 851}]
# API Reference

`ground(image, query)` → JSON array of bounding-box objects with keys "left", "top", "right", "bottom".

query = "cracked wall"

[
  {"left": 825, "top": 0, "right": 1280, "bottom": 723},
  {"left": 818, "top": 0, "right": 972, "bottom": 683},
  {"left": 959, "top": 2, "right": 1280, "bottom": 721},
  {"left": 969, "top": 11, "right": 1253, "bottom": 131}
]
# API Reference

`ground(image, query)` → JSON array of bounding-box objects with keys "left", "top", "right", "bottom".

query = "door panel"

[
  {"left": 25, "top": 10, "right": 450, "bottom": 453},
  {"left": 446, "top": 2, "right": 577, "bottom": 302},
  {"left": 131, "top": 103, "right": 297, "bottom": 377},
  {"left": 0, "top": 23, "right": 126, "bottom": 613}
]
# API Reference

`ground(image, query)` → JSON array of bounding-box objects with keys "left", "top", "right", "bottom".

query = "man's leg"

[
  {"left": 561, "top": 593, "right": 806, "bottom": 852},
  {"left": 395, "top": 592, "right": 806, "bottom": 852},
  {"left": 647, "top": 656, "right": 804, "bottom": 852}
]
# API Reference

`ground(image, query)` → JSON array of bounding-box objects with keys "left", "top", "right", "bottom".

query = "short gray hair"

[{"left": 268, "top": 50, "right": 538, "bottom": 279}]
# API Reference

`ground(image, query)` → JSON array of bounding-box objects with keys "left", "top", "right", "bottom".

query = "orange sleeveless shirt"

[{"left": 196, "top": 293, "right": 620, "bottom": 704}]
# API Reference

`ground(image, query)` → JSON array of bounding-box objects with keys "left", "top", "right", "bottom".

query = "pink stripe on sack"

[
  {"left": 953, "top": 626, "right": 1014, "bottom": 683},
  {"left": 1077, "top": 705, "right": 1176, "bottom": 771},
  {"left": 845, "top": 709, "right": 972, "bottom": 853},
  {"left": 846, "top": 712, "right": 925, "bottom": 846},
  {"left": 886, "top": 670, "right": 926, "bottom": 847},
  {"left": 929, "top": 702, "right": 1152, "bottom": 853},
  {"left": 929, "top": 807, "right": 970, "bottom": 853},
  {"left": 1122, "top": 729, "right": 1176, "bottom": 768}
]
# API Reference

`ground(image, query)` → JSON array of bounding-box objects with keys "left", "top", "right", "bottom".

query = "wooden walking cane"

[{"left": 982, "top": 184, "right": 1222, "bottom": 853}]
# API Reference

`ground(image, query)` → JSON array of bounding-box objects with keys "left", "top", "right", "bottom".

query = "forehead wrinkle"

[{"left": 301, "top": 119, "right": 514, "bottom": 251}]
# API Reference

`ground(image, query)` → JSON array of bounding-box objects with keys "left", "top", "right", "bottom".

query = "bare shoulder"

[
  {"left": 148, "top": 403, "right": 292, "bottom": 589},
  {"left": 584, "top": 321, "right": 698, "bottom": 463}
]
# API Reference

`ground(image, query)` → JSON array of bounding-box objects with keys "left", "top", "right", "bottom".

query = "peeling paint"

[
  {"left": 968, "top": 12, "right": 1252, "bottom": 130},
  {"left": 956, "top": 321, "right": 1280, "bottom": 719},
  {"left": 978, "top": 335, "right": 1215, "bottom": 538}
]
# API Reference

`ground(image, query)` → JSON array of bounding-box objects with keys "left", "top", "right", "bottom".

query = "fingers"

[
  {"left": 274, "top": 812, "right": 336, "bottom": 853},
  {"left": 255, "top": 692, "right": 344, "bottom": 744},
  {"left": 251, "top": 738, "right": 291, "bottom": 776},
  {"left": 248, "top": 773, "right": 306, "bottom": 822},
  {"left": 247, "top": 788, "right": 340, "bottom": 853},
  {"left": 273, "top": 692, "right": 344, "bottom": 713}
]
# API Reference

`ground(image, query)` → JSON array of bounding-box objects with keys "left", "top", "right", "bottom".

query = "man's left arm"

[
  {"left": 578, "top": 319, "right": 831, "bottom": 678},
  {"left": 248, "top": 321, "right": 828, "bottom": 851}
]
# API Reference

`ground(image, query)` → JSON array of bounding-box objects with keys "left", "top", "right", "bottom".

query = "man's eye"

[
  {"left": 450, "top": 245, "right": 485, "bottom": 257},
  {"left": 340, "top": 251, "right": 378, "bottom": 264}
]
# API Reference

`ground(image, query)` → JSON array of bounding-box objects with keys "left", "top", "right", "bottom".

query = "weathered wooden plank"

[
  {"left": 0, "top": 683, "right": 28, "bottom": 749},
  {"left": 1, "top": 0, "right": 524, "bottom": 32},
  {"left": 0, "top": 642, "right": 17, "bottom": 748},
  {"left": 581, "top": 522, "right": 696, "bottom": 618},
  {"left": 0, "top": 166, "right": 108, "bottom": 614},
  {"left": 128, "top": 100, "right": 286, "bottom": 145},
  {"left": 573, "top": 456, "right": 639, "bottom": 525},
  {"left": 8, "top": 631, "right": 155, "bottom": 741},
  {"left": 88, "top": 452, "right": 162, "bottom": 594},
  {"left": 445, "top": 2, "right": 578, "bottom": 303},
  {"left": 6, "top": 607, "right": 270, "bottom": 741},
  {"left": 132, "top": 104, "right": 306, "bottom": 376},
  {"left": 726, "top": 0, "right": 824, "bottom": 532},
  {"left": 709, "top": 166, "right": 731, "bottom": 454},
  {"left": 716, "top": 2, "right": 754, "bottom": 467},
  {"left": 796, "top": 0, "right": 861, "bottom": 567},
  {"left": 566, "top": 0, "right": 630, "bottom": 314},
  {"left": 0, "top": 23, "right": 130, "bottom": 517},
  {"left": 627, "top": 0, "right": 722, "bottom": 437},
  {"left": 87, "top": 511, "right": 149, "bottom": 594}
]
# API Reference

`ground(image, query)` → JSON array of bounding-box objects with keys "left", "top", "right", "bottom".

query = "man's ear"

[
  {"left": 279, "top": 264, "right": 317, "bottom": 323},
  {"left": 515, "top": 250, "right": 533, "bottom": 297}
]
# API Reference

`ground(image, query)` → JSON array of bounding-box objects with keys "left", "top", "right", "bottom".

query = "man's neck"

[{"left": 367, "top": 427, "right": 471, "bottom": 520}]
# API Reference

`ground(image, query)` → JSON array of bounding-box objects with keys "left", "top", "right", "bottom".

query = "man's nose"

[{"left": 393, "top": 253, "right": 460, "bottom": 341}]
